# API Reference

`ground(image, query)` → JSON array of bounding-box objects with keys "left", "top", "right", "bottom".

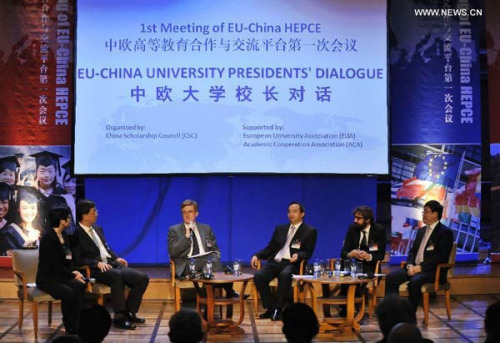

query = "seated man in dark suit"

[
  {"left": 168, "top": 199, "right": 240, "bottom": 297},
  {"left": 73, "top": 199, "right": 149, "bottom": 330},
  {"left": 324, "top": 205, "right": 386, "bottom": 316},
  {"left": 251, "top": 202, "right": 317, "bottom": 321},
  {"left": 385, "top": 200, "right": 453, "bottom": 313}
]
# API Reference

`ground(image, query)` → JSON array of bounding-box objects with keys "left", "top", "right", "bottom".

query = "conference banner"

[
  {"left": 390, "top": 0, "right": 482, "bottom": 145},
  {"left": 0, "top": 1, "right": 76, "bottom": 266},
  {"left": 390, "top": 0, "right": 483, "bottom": 259},
  {"left": 486, "top": 0, "right": 500, "bottom": 254},
  {"left": 0, "top": 0, "right": 74, "bottom": 145}
]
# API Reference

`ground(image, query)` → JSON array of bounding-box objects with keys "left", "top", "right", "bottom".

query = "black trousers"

[
  {"left": 253, "top": 260, "right": 299, "bottom": 310},
  {"left": 385, "top": 268, "right": 435, "bottom": 312},
  {"left": 95, "top": 264, "right": 149, "bottom": 316},
  {"left": 37, "top": 278, "right": 86, "bottom": 332}
]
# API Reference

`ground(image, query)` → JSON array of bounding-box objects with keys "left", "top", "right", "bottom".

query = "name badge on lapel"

[
  {"left": 369, "top": 243, "right": 379, "bottom": 252},
  {"left": 291, "top": 240, "right": 301, "bottom": 249},
  {"left": 426, "top": 243, "right": 435, "bottom": 251}
]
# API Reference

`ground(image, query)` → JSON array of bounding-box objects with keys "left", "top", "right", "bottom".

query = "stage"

[{"left": 0, "top": 263, "right": 499, "bottom": 342}]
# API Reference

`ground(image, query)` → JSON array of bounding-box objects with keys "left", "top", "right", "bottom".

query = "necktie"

[
  {"left": 415, "top": 227, "right": 431, "bottom": 265},
  {"left": 89, "top": 227, "right": 108, "bottom": 263},
  {"left": 360, "top": 230, "right": 368, "bottom": 250},
  {"left": 275, "top": 225, "right": 296, "bottom": 262},
  {"left": 190, "top": 229, "right": 200, "bottom": 256}
]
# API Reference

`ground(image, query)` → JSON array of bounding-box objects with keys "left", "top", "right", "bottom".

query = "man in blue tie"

[
  {"left": 251, "top": 202, "right": 317, "bottom": 321},
  {"left": 385, "top": 200, "right": 453, "bottom": 313}
]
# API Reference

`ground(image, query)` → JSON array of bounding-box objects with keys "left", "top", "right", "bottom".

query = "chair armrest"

[
  {"left": 299, "top": 260, "right": 305, "bottom": 275},
  {"left": 12, "top": 270, "right": 28, "bottom": 299},
  {"left": 170, "top": 260, "right": 176, "bottom": 286},
  {"left": 77, "top": 265, "right": 93, "bottom": 292},
  {"left": 433, "top": 263, "right": 455, "bottom": 290},
  {"left": 257, "top": 259, "right": 263, "bottom": 270}
]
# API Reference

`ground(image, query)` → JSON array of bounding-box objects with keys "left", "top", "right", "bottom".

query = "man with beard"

[{"left": 323, "top": 206, "right": 386, "bottom": 317}]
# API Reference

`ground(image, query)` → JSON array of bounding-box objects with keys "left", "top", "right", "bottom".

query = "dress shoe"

[
  {"left": 271, "top": 308, "right": 282, "bottom": 321},
  {"left": 127, "top": 312, "right": 146, "bottom": 324},
  {"left": 231, "top": 291, "right": 250, "bottom": 300},
  {"left": 259, "top": 308, "right": 274, "bottom": 319},
  {"left": 113, "top": 317, "right": 136, "bottom": 330}
]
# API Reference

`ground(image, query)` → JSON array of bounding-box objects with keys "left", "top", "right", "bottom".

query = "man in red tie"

[
  {"left": 385, "top": 200, "right": 453, "bottom": 313},
  {"left": 251, "top": 202, "right": 317, "bottom": 321}
]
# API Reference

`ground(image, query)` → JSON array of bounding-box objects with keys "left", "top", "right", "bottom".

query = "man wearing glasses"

[
  {"left": 385, "top": 200, "right": 453, "bottom": 313},
  {"left": 73, "top": 199, "right": 149, "bottom": 330},
  {"left": 323, "top": 206, "right": 386, "bottom": 317}
]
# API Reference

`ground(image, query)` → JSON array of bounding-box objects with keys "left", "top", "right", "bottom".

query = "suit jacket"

[
  {"left": 407, "top": 222, "right": 453, "bottom": 276},
  {"left": 341, "top": 222, "right": 386, "bottom": 274},
  {"left": 168, "top": 222, "right": 221, "bottom": 277},
  {"left": 72, "top": 224, "right": 120, "bottom": 276},
  {"left": 36, "top": 228, "right": 76, "bottom": 284},
  {"left": 254, "top": 222, "right": 317, "bottom": 267}
]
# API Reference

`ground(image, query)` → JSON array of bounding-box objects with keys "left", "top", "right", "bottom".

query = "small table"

[
  {"left": 295, "top": 274, "right": 371, "bottom": 332},
  {"left": 191, "top": 272, "right": 253, "bottom": 334}
]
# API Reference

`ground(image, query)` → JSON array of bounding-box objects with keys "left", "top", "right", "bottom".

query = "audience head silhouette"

[
  {"left": 168, "top": 309, "right": 204, "bottom": 343},
  {"left": 281, "top": 303, "right": 319, "bottom": 343},
  {"left": 388, "top": 322, "right": 423, "bottom": 343},
  {"left": 49, "top": 336, "right": 82, "bottom": 343},
  {"left": 77, "top": 305, "right": 112, "bottom": 343},
  {"left": 485, "top": 300, "right": 500, "bottom": 343},
  {"left": 375, "top": 294, "right": 416, "bottom": 342}
]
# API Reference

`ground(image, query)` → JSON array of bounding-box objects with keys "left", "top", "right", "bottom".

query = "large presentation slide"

[{"left": 75, "top": 0, "right": 388, "bottom": 174}]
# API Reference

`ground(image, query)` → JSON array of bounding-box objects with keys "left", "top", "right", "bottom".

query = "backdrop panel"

[{"left": 85, "top": 176, "right": 377, "bottom": 265}]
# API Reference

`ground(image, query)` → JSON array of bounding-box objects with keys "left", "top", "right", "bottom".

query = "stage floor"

[{"left": 0, "top": 293, "right": 498, "bottom": 342}]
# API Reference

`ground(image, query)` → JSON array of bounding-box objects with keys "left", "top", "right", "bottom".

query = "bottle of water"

[
  {"left": 206, "top": 257, "right": 213, "bottom": 275},
  {"left": 320, "top": 259, "right": 325, "bottom": 276},
  {"left": 189, "top": 258, "right": 196, "bottom": 276},
  {"left": 313, "top": 259, "right": 320, "bottom": 278},
  {"left": 334, "top": 260, "right": 341, "bottom": 276}
]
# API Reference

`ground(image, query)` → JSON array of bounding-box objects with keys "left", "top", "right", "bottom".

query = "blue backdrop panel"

[{"left": 85, "top": 176, "right": 377, "bottom": 265}]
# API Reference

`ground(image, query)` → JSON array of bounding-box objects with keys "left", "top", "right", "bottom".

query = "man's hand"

[
  {"left": 358, "top": 250, "right": 371, "bottom": 261},
  {"left": 251, "top": 255, "right": 259, "bottom": 269},
  {"left": 290, "top": 253, "right": 298, "bottom": 263},
  {"left": 185, "top": 226, "right": 191, "bottom": 238},
  {"left": 116, "top": 257, "right": 128, "bottom": 266},
  {"left": 97, "top": 262, "right": 113, "bottom": 272},
  {"left": 349, "top": 249, "right": 361, "bottom": 259},
  {"left": 72, "top": 271, "right": 86, "bottom": 284}
]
